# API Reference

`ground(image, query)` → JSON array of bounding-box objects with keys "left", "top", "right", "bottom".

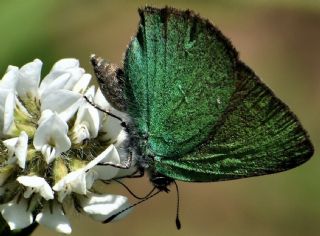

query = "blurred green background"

[{"left": 1, "top": 0, "right": 319, "bottom": 235}]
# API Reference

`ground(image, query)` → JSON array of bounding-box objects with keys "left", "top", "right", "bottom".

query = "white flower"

[
  {"left": 0, "top": 89, "right": 15, "bottom": 134},
  {"left": 0, "top": 197, "right": 33, "bottom": 231},
  {"left": 53, "top": 145, "right": 120, "bottom": 202},
  {"left": 3, "top": 131, "right": 28, "bottom": 169},
  {"left": 33, "top": 111, "right": 71, "bottom": 164},
  {"left": 0, "top": 65, "right": 19, "bottom": 90},
  {"left": 72, "top": 97, "right": 100, "bottom": 143},
  {"left": 16, "top": 59, "right": 42, "bottom": 99},
  {"left": 80, "top": 193, "right": 131, "bottom": 222},
  {"left": 53, "top": 169, "right": 87, "bottom": 203},
  {"left": 39, "top": 59, "right": 85, "bottom": 93},
  {"left": 41, "top": 89, "right": 83, "bottom": 122},
  {"left": 73, "top": 74, "right": 92, "bottom": 94},
  {"left": 100, "top": 116, "right": 124, "bottom": 144},
  {"left": 35, "top": 202, "right": 72, "bottom": 234},
  {"left": 0, "top": 58, "right": 133, "bottom": 234},
  {"left": 90, "top": 145, "right": 122, "bottom": 180},
  {"left": 17, "top": 176, "right": 54, "bottom": 200}
]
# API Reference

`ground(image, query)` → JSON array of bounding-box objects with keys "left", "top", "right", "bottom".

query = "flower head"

[{"left": 0, "top": 59, "right": 134, "bottom": 234}]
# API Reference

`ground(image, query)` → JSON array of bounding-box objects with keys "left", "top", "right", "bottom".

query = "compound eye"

[{"left": 152, "top": 176, "right": 169, "bottom": 186}]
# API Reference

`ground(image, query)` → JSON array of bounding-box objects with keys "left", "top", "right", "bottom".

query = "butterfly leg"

[
  {"left": 83, "top": 95, "right": 127, "bottom": 128},
  {"left": 126, "top": 169, "right": 144, "bottom": 178},
  {"left": 114, "top": 168, "right": 145, "bottom": 180},
  {"left": 98, "top": 150, "right": 132, "bottom": 169}
]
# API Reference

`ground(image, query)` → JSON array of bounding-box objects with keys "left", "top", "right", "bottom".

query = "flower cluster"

[{"left": 0, "top": 59, "right": 133, "bottom": 234}]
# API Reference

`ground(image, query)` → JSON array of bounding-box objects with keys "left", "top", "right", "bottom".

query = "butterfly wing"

[
  {"left": 124, "top": 7, "right": 313, "bottom": 182},
  {"left": 154, "top": 62, "right": 314, "bottom": 182},
  {"left": 124, "top": 7, "right": 238, "bottom": 156}
]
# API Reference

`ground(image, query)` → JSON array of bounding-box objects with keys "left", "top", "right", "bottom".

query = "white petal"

[
  {"left": 93, "top": 88, "right": 111, "bottom": 122},
  {"left": 0, "top": 197, "right": 33, "bottom": 230},
  {"left": 16, "top": 59, "right": 42, "bottom": 99},
  {"left": 84, "top": 85, "right": 95, "bottom": 97},
  {"left": 56, "top": 189, "right": 68, "bottom": 203},
  {"left": 72, "top": 73, "right": 91, "bottom": 94},
  {"left": 41, "top": 89, "right": 83, "bottom": 122},
  {"left": 51, "top": 58, "right": 80, "bottom": 71},
  {"left": 39, "top": 73, "right": 70, "bottom": 97},
  {"left": 0, "top": 89, "right": 15, "bottom": 134},
  {"left": 91, "top": 145, "right": 121, "bottom": 180},
  {"left": 52, "top": 145, "right": 119, "bottom": 200},
  {"left": 84, "top": 145, "right": 120, "bottom": 188},
  {"left": 100, "top": 116, "right": 123, "bottom": 143},
  {"left": 40, "top": 59, "right": 79, "bottom": 88},
  {"left": 80, "top": 193, "right": 131, "bottom": 222},
  {"left": 85, "top": 171, "right": 98, "bottom": 190},
  {"left": 3, "top": 92, "right": 15, "bottom": 134},
  {"left": 85, "top": 145, "right": 116, "bottom": 170},
  {"left": 114, "top": 130, "right": 127, "bottom": 147},
  {"left": 41, "top": 144, "right": 56, "bottom": 164},
  {"left": 72, "top": 124, "right": 90, "bottom": 144},
  {"left": 35, "top": 203, "right": 72, "bottom": 234},
  {"left": 39, "top": 58, "right": 84, "bottom": 93},
  {"left": 0, "top": 66, "right": 19, "bottom": 90},
  {"left": 73, "top": 103, "right": 100, "bottom": 143},
  {"left": 37, "top": 109, "right": 53, "bottom": 124},
  {"left": 53, "top": 169, "right": 87, "bottom": 202},
  {"left": 15, "top": 132, "right": 28, "bottom": 169},
  {"left": 2, "top": 137, "right": 17, "bottom": 158},
  {"left": 33, "top": 112, "right": 71, "bottom": 163},
  {"left": 3, "top": 131, "right": 28, "bottom": 169},
  {"left": 94, "top": 88, "right": 110, "bottom": 110},
  {"left": 63, "top": 68, "right": 85, "bottom": 90},
  {"left": 17, "top": 176, "right": 54, "bottom": 200}
]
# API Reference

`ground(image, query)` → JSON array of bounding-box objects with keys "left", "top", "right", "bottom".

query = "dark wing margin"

[
  {"left": 124, "top": 7, "right": 239, "bottom": 156},
  {"left": 155, "top": 62, "right": 314, "bottom": 182}
]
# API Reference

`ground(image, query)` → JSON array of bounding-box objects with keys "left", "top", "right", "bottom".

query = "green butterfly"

[{"left": 91, "top": 6, "right": 313, "bottom": 199}]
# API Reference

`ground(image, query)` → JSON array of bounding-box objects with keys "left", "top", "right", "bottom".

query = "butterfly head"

[{"left": 149, "top": 171, "right": 174, "bottom": 193}]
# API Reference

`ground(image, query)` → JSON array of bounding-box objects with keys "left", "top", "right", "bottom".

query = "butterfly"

[{"left": 90, "top": 6, "right": 314, "bottom": 225}]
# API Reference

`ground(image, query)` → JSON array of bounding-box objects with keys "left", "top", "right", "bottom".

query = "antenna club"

[{"left": 176, "top": 218, "right": 181, "bottom": 230}]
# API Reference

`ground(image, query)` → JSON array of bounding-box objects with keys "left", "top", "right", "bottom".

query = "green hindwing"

[
  {"left": 155, "top": 62, "right": 314, "bottom": 182},
  {"left": 124, "top": 7, "right": 238, "bottom": 156},
  {"left": 124, "top": 7, "right": 313, "bottom": 182}
]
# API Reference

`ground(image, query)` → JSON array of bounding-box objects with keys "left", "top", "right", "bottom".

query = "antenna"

[
  {"left": 173, "top": 180, "right": 181, "bottom": 230},
  {"left": 104, "top": 179, "right": 182, "bottom": 229},
  {"left": 83, "top": 96, "right": 127, "bottom": 127},
  {"left": 113, "top": 179, "right": 156, "bottom": 200},
  {"left": 103, "top": 189, "right": 161, "bottom": 223}
]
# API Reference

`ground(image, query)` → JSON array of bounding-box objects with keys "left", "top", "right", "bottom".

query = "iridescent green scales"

[{"left": 123, "top": 7, "right": 313, "bottom": 182}]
